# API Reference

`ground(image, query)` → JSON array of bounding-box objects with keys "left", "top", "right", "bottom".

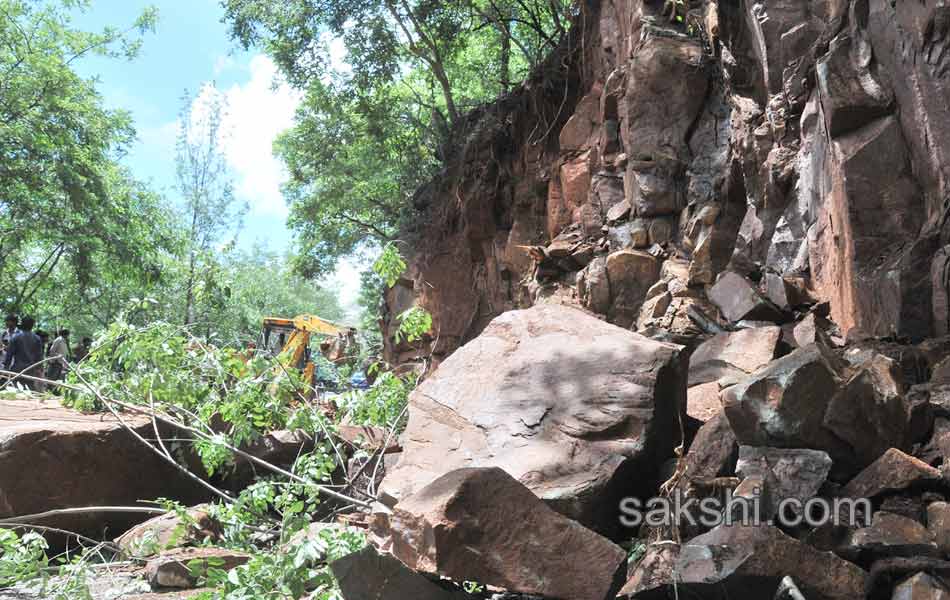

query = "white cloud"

[
  {"left": 143, "top": 56, "right": 301, "bottom": 219},
  {"left": 219, "top": 56, "right": 302, "bottom": 217},
  {"left": 212, "top": 54, "right": 237, "bottom": 76}
]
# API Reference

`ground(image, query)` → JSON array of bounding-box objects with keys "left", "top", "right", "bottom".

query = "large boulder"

[
  {"left": 380, "top": 304, "right": 686, "bottom": 533},
  {"left": 330, "top": 546, "right": 472, "bottom": 600},
  {"left": 721, "top": 343, "right": 853, "bottom": 469},
  {"left": 383, "top": 467, "right": 626, "bottom": 600},
  {"left": 653, "top": 524, "right": 869, "bottom": 599},
  {"left": 0, "top": 399, "right": 209, "bottom": 541}
]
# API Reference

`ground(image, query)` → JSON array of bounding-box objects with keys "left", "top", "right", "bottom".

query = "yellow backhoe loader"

[{"left": 261, "top": 314, "right": 356, "bottom": 398}]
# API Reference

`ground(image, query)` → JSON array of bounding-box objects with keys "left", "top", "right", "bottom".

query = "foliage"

[
  {"left": 395, "top": 306, "right": 433, "bottom": 344},
  {"left": 194, "top": 524, "right": 365, "bottom": 600},
  {"left": 0, "top": 0, "right": 171, "bottom": 317},
  {"left": 337, "top": 370, "right": 415, "bottom": 431},
  {"left": 222, "top": 0, "right": 575, "bottom": 277},
  {"left": 62, "top": 320, "right": 311, "bottom": 474},
  {"left": 372, "top": 243, "right": 408, "bottom": 288},
  {"left": 0, "top": 529, "right": 47, "bottom": 587}
]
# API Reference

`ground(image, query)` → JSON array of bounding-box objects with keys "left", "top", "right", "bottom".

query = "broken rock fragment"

[
  {"left": 846, "top": 512, "right": 938, "bottom": 561},
  {"left": 673, "top": 524, "right": 867, "bottom": 599},
  {"left": 146, "top": 548, "right": 249, "bottom": 589},
  {"left": 736, "top": 446, "right": 832, "bottom": 520},
  {"left": 843, "top": 449, "right": 944, "bottom": 499},
  {"left": 708, "top": 271, "right": 785, "bottom": 323},
  {"left": 688, "top": 325, "right": 782, "bottom": 386},
  {"left": 385, "top": 467, "right": 626, "bottom": 600}
]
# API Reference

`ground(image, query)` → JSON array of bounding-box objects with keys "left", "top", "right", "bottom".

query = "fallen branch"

[
  {"left": 3, "top": 506, "right": 166, "bottom": 524},
  {"left": 67, "top": 369, "right": 373, "bottom": 509}
]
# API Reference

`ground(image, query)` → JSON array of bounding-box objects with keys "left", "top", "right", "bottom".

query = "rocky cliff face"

[{"left": 384, "top": 0, "right": 950, "bottom": 365}]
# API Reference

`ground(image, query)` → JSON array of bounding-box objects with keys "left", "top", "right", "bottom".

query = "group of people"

[{"left": 1, "top": 314, "right": 92, "bottom": 391}]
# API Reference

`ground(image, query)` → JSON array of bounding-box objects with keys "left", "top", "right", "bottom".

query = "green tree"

[
  {"left": 175, "top": 84, "right": 248, "bottom": 326},
  {"left": 222, "top": 0, "right": 573, "bottom": 278},
  {"left": 0, "top": 0, "right": 164, "bottom": 318}
]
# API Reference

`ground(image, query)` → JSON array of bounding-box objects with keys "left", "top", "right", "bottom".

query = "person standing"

[
  {"left": 0, "top": 315, "right": 18, "bottom": 369},
  {"left": 3, "top": 316, "right": 43, "bottom": 390},
  {"left": 48, "top": 329, "right": 70, "bottom": 383},
  {"left": 73, "top": 336, "right": 92, "bottom": 362}
]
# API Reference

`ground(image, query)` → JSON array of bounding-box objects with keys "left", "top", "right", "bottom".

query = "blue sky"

[{"left": 73, "top": 0, "right": 298, "bottom": 251}]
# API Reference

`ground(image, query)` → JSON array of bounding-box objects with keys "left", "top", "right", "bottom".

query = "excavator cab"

[{"left": 260, "top": 315, "right": 356, "bottom": 399}]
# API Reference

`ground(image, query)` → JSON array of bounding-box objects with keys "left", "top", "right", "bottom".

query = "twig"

[
  {"left": 368, "top": 402, "right": 410, "bottom": 498},
  {"left": 0, "top": 522, "right": 120, "bottom": 551}
]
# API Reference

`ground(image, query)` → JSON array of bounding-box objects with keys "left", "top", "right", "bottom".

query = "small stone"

[{"left": 146, "top": 548, "right": 249, "bottom": 589}]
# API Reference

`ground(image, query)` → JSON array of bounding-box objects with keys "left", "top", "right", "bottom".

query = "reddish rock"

[
  {"left": 337, "top": 424, "right": 400, "bottom": 453},
  {"left": 0, "top": 399, "right": 209, "bottom": 541},
  {"left": 823, "top": 355, "right": 911, "bottom": 467},
  {"left": 146, "top": 547, "right": 249, "bottom": 589},
  {"left": 846, "top": 512, "right": 938, "bottom": 560},
  {"left": 578, "top": 256, "right": 611, "bottom": 315},
  {"left": 330, "top": 545, "right": 472, "bottom": 600},
  {"left": 379, "top": 304, "right": 686, "bottom": 533},
  {"left": 673, "top": 524, "right": 868, "bottom": 599},
  {"left": 617, "top": 542, "right": 678, "bottom": 598},
  {"left": 606, "top": 199, "right": 631, "bottom": 223},
  {"left": 385, "top": 467, "right": 626, "bottom": 600},
  {"left": 722, "top": 343, "right": 853, "bottom": 466},
  {"left": 709, "top": 271, "right": 785, "bottom": 324},
  {"left": 605, "top": 249, "right": 662, "bottom": 327},
  {"left": 686, "top": 381, "right": 722, "bottom": 422},
  {"left": 783, "top": 313, "right": 832, "bottom": 349},
  {"left": 688, "top": 326, "right": 782, "bottom": 386},
  {"left": 115, "top": 506, "right": 220, "bottom": 557},
  {"left": 843, "top": 449, "right": 944, "bottom": 499},
  {"left": 683, "top": 410, "right": 738, "bottom": 483},
  {"left": 763, "top": 273, "right": 814, "bottom": 311}
]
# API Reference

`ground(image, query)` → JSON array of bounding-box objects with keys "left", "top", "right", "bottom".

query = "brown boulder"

[
  {"left": 686, "top": 381, "right": 722, "bottom": 422},
  {"left": 823, "top": 354, "right": 910, "bottom": 467},
  {"left": 606, "top": 249, "right": 662, "bottom": 327},
  {"left": 688, "top": 326, "right": 782, "bottom": 386},
  {"left": 843, "top": 449, "right": 944, "bottom": 499},
  {"left": 146, "top": 547, "right": 249, "bottom": 589},
  {"left": 578, "top": 256, "right": 611, "bottom": 315},
  {"left": 0, "top": 399, "right": 209, "bottom": 541},
  {"left": 330, "top": 545, "right": 472, "bottom": 600},
  {"left": 380, "top": 304, "right": 686, "bottom": 533},
  {"left": 708, "top": 271, "right": 785, "bottom": 324},
  {"left": 385, "top": 467, "right": 626, "bottom": 600},
  {"left": 673, "top": 524, "right": 868, "bottom": 599},
  {"left": 928, "top": 502, "right": 950, "bottom": 556},
  {"left": 682, "top": 410, "right": 738, "bottom": 484},
  {"left": 617, "top": 542, "right": 679, "bottom": 598},
  {"left": 115, "top": 505, "right": 220, "bottom": 557},
  {"left": 722, "top": 343, "right": 852, "bottom": 466}
]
